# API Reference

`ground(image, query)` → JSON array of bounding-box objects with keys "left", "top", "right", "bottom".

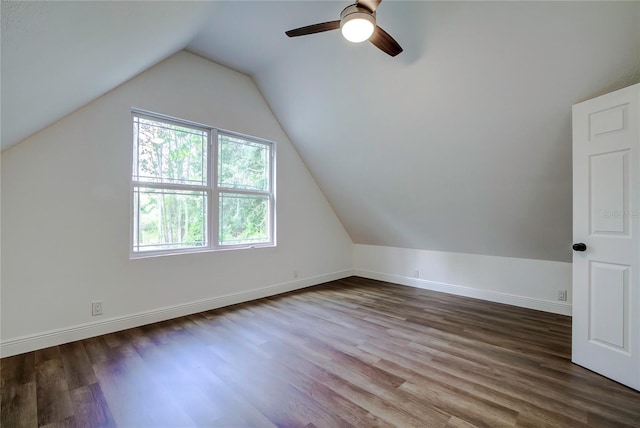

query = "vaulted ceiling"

[{"left": 3, "top": 1, "right": 639, "bottom": 263}]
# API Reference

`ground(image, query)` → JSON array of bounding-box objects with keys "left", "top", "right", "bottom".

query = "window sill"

[{"left": 129, "top": 243, "right": 276, "bottom": 260}]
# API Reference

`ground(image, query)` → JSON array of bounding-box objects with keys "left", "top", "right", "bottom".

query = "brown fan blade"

[
  {"left": 285, "top": 21, "right": 341, "bottom": 37},
  {"left": 369, "top": 25, "right": 403, "bottom": 57},
  {"left": 357, "top": 0, "right": 382, "bottom": 13}
]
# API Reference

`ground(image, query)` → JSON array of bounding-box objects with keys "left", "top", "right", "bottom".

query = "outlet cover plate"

[{"left": 92, "top": 301, "right": 103, "bottom": 316}]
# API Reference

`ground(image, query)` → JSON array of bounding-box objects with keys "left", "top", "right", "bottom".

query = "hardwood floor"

[{"left": 2, "top": 276, "right": 639, "bottom": 427}]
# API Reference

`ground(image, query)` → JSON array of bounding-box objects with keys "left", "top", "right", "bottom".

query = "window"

[{"left": 132, "top": 112, "right": 275, "bottom": 256}]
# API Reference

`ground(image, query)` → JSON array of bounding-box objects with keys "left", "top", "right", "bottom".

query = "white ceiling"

[
  {"left": 1, "top": 0, "right": 215, "bottom": 149},
  {"left": 3, "top": 1, "right": 639, "bottom": 262}
]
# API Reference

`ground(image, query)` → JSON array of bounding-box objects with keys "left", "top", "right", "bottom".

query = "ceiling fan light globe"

[
  {"left": 340, "top": 7, "right": 375, "bottom": 43},
  {"left": 341, "top": 18, "right": 375, "bottom": 43}
]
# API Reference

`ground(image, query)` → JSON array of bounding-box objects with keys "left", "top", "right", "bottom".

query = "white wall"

[
  {"left": 0, "top": 51, "right": 353, "bottom": 357},
  {"left": 354, "top": 244, "right": 572, "bottom": 315}
]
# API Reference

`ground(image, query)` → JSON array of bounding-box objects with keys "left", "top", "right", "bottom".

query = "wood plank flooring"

[{"left": 2, "top": 276, "right": 639, "bottom": 427}]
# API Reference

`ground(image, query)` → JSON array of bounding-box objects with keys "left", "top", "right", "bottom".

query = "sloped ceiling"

[
  {"left": 1, "top": 0, "right": 216, "bottom": 149},
  {"left": 3, "top": 1, "right": 639, "bottom": 263}
]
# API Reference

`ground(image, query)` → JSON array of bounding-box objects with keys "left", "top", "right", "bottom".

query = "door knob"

[{"left": 572, "top": 243, "right": 587, "bottom": 252}]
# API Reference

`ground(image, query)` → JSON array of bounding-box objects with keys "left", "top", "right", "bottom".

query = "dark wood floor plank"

[
  {"left": 132, "top": 316, "right": 279, "bottom": 427},
  {"left": 69, "top": 383, "right": 116, "bottom": 428},
  {"left": 195, "top": 314, "right": 399, "bottom": 427},
  {"left": 34, "top": 346, "right": 62, "bottom": 365},
  {"left": 38, "top": 415, "right": 77, "bottom": 428},
  {"left": 81, "top": 336, "right": 115, "bottom": 368},
  {"left": 2, "top": 276, "right": 640, "bottom": 427},
  {"left": 391, "top": 363, "right": 520, "bottom": 427},
  {"left": 0, "top": 381, "right": 38, "bottom": 428},
  {"left": 1, "top": 352, "right": 36, "bottom": 384},
  {"left": 92, "top": 339, "right": 197, "bottom": 427},
  {"left": 249, "top": 315, "right": 453, "bottom": 427},
  {"left": 201, "top": 323, "right": 358, "bottom": 427},
  {"left": 214, "top": 354, "right": 356, "bottom": 427},
  {"left": 265, "top": 340, "right": 443, "bottom": 427},
  {"left": 35, "top": 358, "right": 74, "bottom": 426},
  {"left": 168, "top": 335, "right": 279, "bottom": 427},
  {"left": 204, "top": 302, "right": 443, "bottom": 426},
  {"left": 59, "top": 342, "right": 97, "bottom": 390},
  {"left": 134, "top": 322, "right": 273, "bottom": 427},
  {"left": 264, "top": 354, "right": 395, "bottom": 427}
]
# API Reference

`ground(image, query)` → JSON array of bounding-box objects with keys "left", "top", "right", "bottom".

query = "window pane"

[
  {"left": 218, "top": 134, "right": 269, "bottom": 191},
  {"left": 133, "top": 116, "right": 208, "bottom": 185},
  {"left": 133, "top": 187, "right": 207, "bottom": 252},
  {"left": 219, "top": 193, "right": 269, "bottom": 246}
]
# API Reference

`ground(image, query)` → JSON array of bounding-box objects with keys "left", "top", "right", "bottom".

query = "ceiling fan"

[{"left": 285, "top": 0, "right": 403, "bottom": 57}]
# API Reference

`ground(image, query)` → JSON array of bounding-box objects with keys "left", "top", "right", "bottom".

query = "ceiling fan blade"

[
  {"left": 369, "top": 25, "right": 403, "bottom": 57},
  {"left": 357, "top": 0, "right": 382, "bottom": 13},
  {"left": 285, "top": 21, "right": 341, "bottom": 37}
]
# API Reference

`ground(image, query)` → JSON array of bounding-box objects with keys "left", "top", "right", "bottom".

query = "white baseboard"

[
  {"left": 354, "top": 269, "right": 572, "bottom": 316},
  {"left": 0, "top": 269, "right": 355, "bottom": 358}
]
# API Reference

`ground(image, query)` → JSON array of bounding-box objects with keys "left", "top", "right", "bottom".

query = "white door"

[{"left": 572, "top": 83, "right": 640, "bottom": 391}]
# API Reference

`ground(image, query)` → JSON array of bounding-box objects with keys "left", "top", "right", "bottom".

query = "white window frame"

[{"left": 131, "top": 110, "right": 276, "bottom": 258}]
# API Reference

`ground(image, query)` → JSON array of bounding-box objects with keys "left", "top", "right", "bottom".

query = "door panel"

[
  {"left": 589, "top": 261, "right": 628, "bottom": 351},
  {"left": 589, "top": 151, "right": 628, "bottom": 235},
  {"left": 589, "top": 103, "right": 628, "bottom": 139},
  {"left": 572, "top": 83, "right": 639, "bottom": 391}
]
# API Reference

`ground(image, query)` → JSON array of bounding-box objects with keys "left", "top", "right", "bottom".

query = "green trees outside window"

[
  {"left": 218, "top": 134, "right": 271, "bottom": 246},
  {"left": 132, "top": 113, "right": 274, "bottom": 255}
]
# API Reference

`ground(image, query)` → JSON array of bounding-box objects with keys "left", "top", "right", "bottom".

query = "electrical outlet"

[
  {"left": 557, "top": 290, "right": 567, "bottom": 301},
  {"left": 414, "top": 269, "right": 420, "bottom": 278},
  {"left": 92, "top": 301, "right": 103, "bottom": 316}
]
